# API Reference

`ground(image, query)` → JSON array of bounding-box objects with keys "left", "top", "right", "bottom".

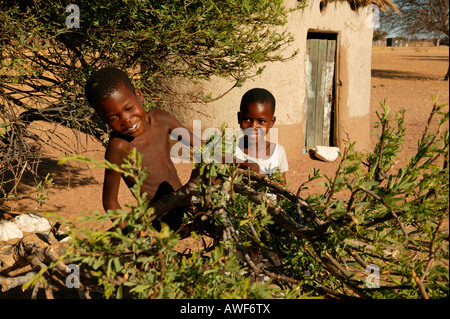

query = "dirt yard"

[{"left": 1, "top": 46, "right": 449, "bottom": 234}]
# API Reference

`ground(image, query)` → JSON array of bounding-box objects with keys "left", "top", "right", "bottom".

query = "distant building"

[{"left": 386, "top": 37, "right": 436, "bottom": 47}]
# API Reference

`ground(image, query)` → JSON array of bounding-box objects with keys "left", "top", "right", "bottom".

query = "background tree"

[
  {"left": 0, "top": 0, "right": 298, "bottom": 206},
  {"left": 373, "top": 29, "right": 389, "bottom": 41},
  {"left": 380, "top": 0, "right": 449, "bottom": 79}
]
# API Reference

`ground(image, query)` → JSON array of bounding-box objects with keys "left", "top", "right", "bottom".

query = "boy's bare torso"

[{"left": 107, "top": 110, "right": 182, "bottom": 201}]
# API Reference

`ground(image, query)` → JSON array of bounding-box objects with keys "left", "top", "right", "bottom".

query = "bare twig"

[{"left": 0, "top": 271, "right": 37, "bottom": 292}]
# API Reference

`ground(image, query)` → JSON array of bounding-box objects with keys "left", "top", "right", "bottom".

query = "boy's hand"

[{"left": 236, "top": 160, "right": 261, "bottom": 173}]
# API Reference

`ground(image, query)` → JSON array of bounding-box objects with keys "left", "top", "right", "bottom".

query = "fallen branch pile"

[{"left": 0, "top": 229, "right": 69, "bottom": 297}]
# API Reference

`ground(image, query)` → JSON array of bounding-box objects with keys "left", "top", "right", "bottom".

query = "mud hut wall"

[{"left": 163, "top": 0, "right": 374, "bottom": 160}]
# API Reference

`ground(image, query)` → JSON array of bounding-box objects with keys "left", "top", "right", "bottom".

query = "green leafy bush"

[{"left": 44, "top": 101, "right": 448, "bottom": 299}]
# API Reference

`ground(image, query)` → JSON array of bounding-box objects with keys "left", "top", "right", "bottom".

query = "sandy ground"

[{"left": 1, "top": 46, "right": 449, "bottom": 234}]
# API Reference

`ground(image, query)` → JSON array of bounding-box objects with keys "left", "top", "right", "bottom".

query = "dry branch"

[
  {"left": 0, "top": 271, "right": 37, "bottom": 292},
  {"left": 147, "top": 169, "right": 202, "bottom": 223},
  {"left": 0, "top": 232, "right": 68, "bottom": 293}
]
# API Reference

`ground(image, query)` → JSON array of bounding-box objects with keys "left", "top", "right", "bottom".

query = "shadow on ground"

[
  {"left": 371, "top": 69, "right": 438, "bottom": 80},
  {"left": 1, "top": 156, "right": 101, "bottom": 219}
]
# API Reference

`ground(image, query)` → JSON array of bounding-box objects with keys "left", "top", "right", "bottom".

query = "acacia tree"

[
  {"left": 380, "top": 0, "right": 449, "bottom": 79},
  {"left": 0, "top": 0, "right": 298, "bottom": 205}
]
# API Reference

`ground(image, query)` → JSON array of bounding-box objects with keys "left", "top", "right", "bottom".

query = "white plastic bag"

[
  {"left": 14, "top": 212, "right": 52, "bottom": 232},
  {"left": 313, "top": 145, "right": 340, "bottom": 162},
  {"left": 0, "top": 220, "right": 24, "bottom": 241}
]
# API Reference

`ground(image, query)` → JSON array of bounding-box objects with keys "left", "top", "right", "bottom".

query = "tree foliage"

[
  {"left": 373, "top": 29, "right": 389, "bottom": 41},
  {"left": 0, "top": 0, "right": 298, "bottom": 206},
  {"left": 381, "top": 0, "right": 449, "bottom": 38}
]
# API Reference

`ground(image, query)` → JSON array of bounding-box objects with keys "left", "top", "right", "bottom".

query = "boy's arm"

[
  {"left": 103, "top": 138, "right": 129, "bottom": 230},
  {"left": 236, "top": 160, "right": 261, "bottom": 173},
  {"left": 237, "top": 161, "right": 286, "bottom": 185}
]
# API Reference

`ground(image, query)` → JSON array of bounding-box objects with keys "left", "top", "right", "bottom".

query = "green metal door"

[{"left": 304, "top": 33, "right": 336, "bottom": 151}]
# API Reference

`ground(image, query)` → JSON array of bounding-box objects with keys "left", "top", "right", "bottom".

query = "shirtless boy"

[{"left": 85, "top": 67, "right": 197, "bottom": 232}]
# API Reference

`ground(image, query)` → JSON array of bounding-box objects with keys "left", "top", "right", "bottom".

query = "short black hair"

[
  {"left": 85, "top": 67, "right": 135, "bottom": 109},
  {"left": 240, "top": 88, "right": 276, "bottom": 115}
]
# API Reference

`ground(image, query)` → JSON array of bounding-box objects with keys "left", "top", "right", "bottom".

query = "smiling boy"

[
  {"left": 85, "top": 67, "right": 198, "bottom": 232},
  {"left": 236, "top": 88, "right": 289, "bottom": 185}
]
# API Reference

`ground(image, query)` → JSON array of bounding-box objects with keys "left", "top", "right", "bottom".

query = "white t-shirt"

[{"left": 235, "top": 142, "right": 289, "bottom": 175}]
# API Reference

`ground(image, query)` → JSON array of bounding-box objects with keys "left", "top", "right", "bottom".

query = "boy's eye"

[
  {"left": 107, "top": 115, "right": 118, "bottom": 123},
  {"left": 125, "top": 105, "right": 134, "bottom": 111}
]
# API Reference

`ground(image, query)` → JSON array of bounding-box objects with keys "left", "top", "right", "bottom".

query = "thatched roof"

[{"left": 321, "top": 0, "right": 399, "bottom": 12}]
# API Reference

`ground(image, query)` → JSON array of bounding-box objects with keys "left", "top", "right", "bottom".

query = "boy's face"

[
  {"left": 238, "top": 101, "right": 276, "bottom": 145},
  {"left": 97, "top": 84, "right": 147, "bottom": 137}
]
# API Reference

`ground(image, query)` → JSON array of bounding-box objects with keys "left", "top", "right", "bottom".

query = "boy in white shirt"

[{"left": 235, "top": 88, "right": 289, "bottom": 186}]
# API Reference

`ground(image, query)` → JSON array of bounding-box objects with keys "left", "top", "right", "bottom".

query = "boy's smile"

[
  {"left": 97, "top": 85, "right": 147, "bottom": 137},
  {"left": 238, "top": 101, "right": 276, "bottom": 145}
]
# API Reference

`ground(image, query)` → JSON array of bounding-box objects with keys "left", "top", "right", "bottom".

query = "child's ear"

[
  {"left": 270, "top": 116, "right": 276, "bottom": 127},
  {"left": 135, "top": 88, "right": 144, "bottom": 103}
]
